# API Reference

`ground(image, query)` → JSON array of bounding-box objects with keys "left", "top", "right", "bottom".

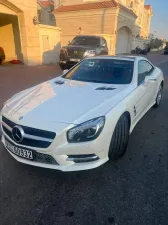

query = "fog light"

[{"left": 66, "top": 154, "right": 99, "bottom": 163}]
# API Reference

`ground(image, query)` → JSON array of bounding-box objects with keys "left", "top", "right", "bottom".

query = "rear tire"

[
  {"left": 153, "top": 84, "right": 163, "bottom": 108},
  {"left": 108, "top": 114, "right": 130, "bottom": 160}
]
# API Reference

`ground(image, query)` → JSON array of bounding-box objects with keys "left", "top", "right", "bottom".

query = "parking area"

[
  {"left": 0, "top": 54, "right": 168, "bottom": 225},
  {"left": 0, "top": 65, "right": 61, "bottom": 109}
]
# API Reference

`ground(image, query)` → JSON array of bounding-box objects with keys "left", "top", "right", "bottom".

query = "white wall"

[
  {"left": 39, "top": 24, "right": 61, "bottom": 64},
  {"left": 132, "top": 38, "right": 149, "bottom": 50}
]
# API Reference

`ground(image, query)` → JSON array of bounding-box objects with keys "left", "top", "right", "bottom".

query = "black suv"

[
  {"left": 164, "top": 45, "right": 168, "bottom": 55},
  {"left": 59, "top": 35, "right": 108, "bottom": 70}
]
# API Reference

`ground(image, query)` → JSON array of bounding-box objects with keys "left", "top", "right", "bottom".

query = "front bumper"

[
  {"left": 0, "top": 108, "right": 114, "bottom": 171},
  {"left": 1, "top": 128, "right": 108, "bottom": 172}
]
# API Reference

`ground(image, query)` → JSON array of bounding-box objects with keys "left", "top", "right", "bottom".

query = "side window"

[
  {"left": 102, "top": 38, "right": 107, "bottom": 47},
  {"left": 138, "top": 60, "right": 154, "bottom": 85}
]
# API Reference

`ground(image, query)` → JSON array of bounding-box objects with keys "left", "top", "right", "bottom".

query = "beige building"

[
  {"left": 0, "top": 0, "right": 61, "bottom": 65},
  {"left": 0, "top": 0, "right": 152, "bottom": 65},
  {"left": 55, "top": 0, "right": 153, "bottom": 54}
]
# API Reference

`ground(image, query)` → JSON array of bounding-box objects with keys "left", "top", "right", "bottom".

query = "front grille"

[
  {"left": 35, "top": 151, "right": 58, "bottom": 165},
  {"left": 66, "top": 49, "right": 85, "bottom": 59},
  {"left": 2, "top": 116, "right": 56, "bottom": 148},
  {"left": 4, "top": 137, "right": 58, "bottom": 165}
]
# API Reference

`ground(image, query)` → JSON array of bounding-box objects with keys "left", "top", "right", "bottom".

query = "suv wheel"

[{"left": 59, "top": 63, "right": 65, "bottom": 70}]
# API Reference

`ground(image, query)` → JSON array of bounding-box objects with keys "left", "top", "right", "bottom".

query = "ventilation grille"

[{"left": 95, "top": 86, "right": 116, "bottom": 90}]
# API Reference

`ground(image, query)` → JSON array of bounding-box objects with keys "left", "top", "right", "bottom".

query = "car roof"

[
  {"left": 88, "top": 55, "right": 145, "bottom": 61},
  {"left": 74, "top": 35, "right": 102, "bottom": 39}
]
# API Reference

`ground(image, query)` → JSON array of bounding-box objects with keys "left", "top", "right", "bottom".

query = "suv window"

[
  {"left": 71, "top": 36, "right": 100, "bottom": 47},
  {"left": 138, "top": 60, "right": 154, "bottom": 85},
  {"left": 101, "top": 38, "right": 107, "bottom": 47}
]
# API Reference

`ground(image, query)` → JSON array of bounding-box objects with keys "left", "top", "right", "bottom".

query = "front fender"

[{"left": 105, "top": 102, "right": 131, "bottom": 150}]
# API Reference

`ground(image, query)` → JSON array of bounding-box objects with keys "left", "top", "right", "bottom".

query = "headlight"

[
  {"left": 84, "top": 50, "right": 97, "bottom": 57},
  {"left": 67, "top": 117, "right": 105, "bottom": 143}
]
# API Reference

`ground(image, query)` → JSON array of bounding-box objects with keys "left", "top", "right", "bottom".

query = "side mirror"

[
  {"left": 62, "top": 69, "right": 69, "bottom": 74},
  {"left": 102, "top": 43, "right": 106, "bottom": 47},
  {"left": 68, "top": 41, "right": 71, "bottom": 45}
]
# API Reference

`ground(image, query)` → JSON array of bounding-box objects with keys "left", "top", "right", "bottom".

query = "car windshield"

[
  {"left": 63, "top": 59, "right": 134, "bottom": 84},
  {"left": 71, "top": 36, "right": 100, "bottom": 47}
]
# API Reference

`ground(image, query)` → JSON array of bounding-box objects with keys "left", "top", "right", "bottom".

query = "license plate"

[
  {"left": 70, "top": 58, "right": 80, "bottom": 62},
  {"left": 5, "top": 140, "right": 34, "bottom": 160}
]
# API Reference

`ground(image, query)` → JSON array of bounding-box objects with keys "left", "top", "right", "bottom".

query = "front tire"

[
  {"left": 153, "top": 84, "right": 163, "bottom": 108},
  {"left": 108, "top": 114, "right": 130, "bottom": 160}
]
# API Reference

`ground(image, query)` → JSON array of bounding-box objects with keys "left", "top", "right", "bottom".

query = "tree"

[{"left": 146, "top": 38, "right": 164, "bottom": 50}]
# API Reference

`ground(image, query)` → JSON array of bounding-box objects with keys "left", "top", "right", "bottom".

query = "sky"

[{"left": 145, "top": 0, "right": 168, "bottom": 39}]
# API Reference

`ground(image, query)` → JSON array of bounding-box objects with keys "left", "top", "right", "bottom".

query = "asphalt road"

[{"left": 1, "top": 54, "right": 168, "bottom": 225}]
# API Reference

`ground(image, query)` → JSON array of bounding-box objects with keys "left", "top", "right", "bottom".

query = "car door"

[
  {"left": 132, "top": 60, "right": 156, "bottom": 120},
  {"left": 138, "top": 60, "right": 158, "bottom": 106}
]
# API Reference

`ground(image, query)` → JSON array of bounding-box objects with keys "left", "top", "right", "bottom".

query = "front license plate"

[
  {"left": 5, "top": 140, "right": 34, "bottom": 160},
  {"left": 70, "top": 58, "right": 80, "bottom": 62}
]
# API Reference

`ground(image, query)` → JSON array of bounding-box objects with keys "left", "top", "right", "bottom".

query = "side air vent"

[
  {"left": 55, "top": 80, "right": 65, "bottom": 85},
  {"left": 95, "top": 86, "right": 116, "bottom": 91}
]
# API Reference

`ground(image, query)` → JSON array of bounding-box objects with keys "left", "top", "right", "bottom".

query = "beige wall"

[
  {"left": 117, "top": 8, "right": 137, "bottom": 32},
  {"left": 115, "top": 8, "right": 137, "bottom": 53},
  {"left": 56, "top": 6, "right": 138, "bottom": 54},
  {"left": 61, "top": 0, "right": 83, "bottom": 5},
  {"left": 39, "top": 24, "right": 61, "bottom": 64},
  {"left": 56, "top": 8, "right": 117, "bottom": 46},
  {"left": 55, "top": 0, "right": 152, "bottom": 38},
  {"left": 56, "top": 0, "right": 118, "bottom": 6},
  {"left": 140, "top": 9, "right": 152, "bottom": 38}
]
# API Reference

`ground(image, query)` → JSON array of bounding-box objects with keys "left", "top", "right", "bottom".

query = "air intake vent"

[
  {"left": 95, "top": 86, "right": 116, "bottom": 91},
  {"left": 55, "top": 80, "right": 65, "bottom": 85}
]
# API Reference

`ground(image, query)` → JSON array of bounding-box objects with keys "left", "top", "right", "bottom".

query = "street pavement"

[{"left": 0, "top": 54, "right": 168, "bottom": 225}]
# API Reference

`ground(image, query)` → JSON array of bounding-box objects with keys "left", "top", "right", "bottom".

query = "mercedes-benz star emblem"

[{"left": 12, "top": 126, "right": 24, "bottom": 143}]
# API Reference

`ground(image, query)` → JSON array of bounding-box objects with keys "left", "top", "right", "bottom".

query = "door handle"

[{"left": 148, "top": 77, "right": 157, "bottom": 81}]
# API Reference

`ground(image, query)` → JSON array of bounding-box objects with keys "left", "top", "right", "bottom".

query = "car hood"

[
  {"left": 3, "top": 78, "right": 132, "bottom": 124},
  {"left": 63, "top": 45, "right": 98, "bottom": 51}
]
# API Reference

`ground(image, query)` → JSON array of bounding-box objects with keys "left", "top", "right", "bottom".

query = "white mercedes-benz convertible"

[{"left": 0, "top": 56, "right": 164, "bottom": 171}]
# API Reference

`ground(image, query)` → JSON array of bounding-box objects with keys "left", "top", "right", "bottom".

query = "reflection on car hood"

[{"left": 3, "top": 78, "right": 132, "bottom": 124}]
